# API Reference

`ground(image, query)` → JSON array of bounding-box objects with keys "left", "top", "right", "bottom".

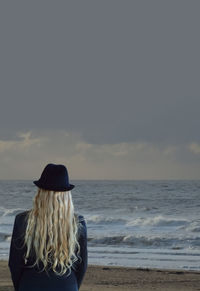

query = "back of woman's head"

[{"left": 24, "top": 189, "right": 80, "bottom": 275}]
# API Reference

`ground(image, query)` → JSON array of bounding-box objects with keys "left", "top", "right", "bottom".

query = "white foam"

[
  {"left": 85, "top": 214, "right": 125, "bottom": 224},
  {"left": 126, "top": 215, "right": 189, "bottom": 227}
]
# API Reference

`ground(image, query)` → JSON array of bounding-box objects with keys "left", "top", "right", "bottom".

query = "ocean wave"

[
  {"left": 83, "top": 214, "right": 190, "bottom": 228},
  {"left": 126, "top": 215, "right": 189, "bottom": 227},
  {"left": 86, "top": 215, "right": 126, "bottom": 224},
  {"left": 0, "top": 232, "right": 11, "bottom": 242},
  {"left": 190, "top": 227, "right": 200, "bottom": 232},
  {"left": 88, "top": 234, "right": 200, "bottom": 248},
  {"left": 180, "top": 222, "right": 200, "bottom": 233},
  {"left": 0, "top": 208, "right": 25, "bottom": 217},
  {"left": 85, "top": 213, "right": 174, "bottom": 225},
  {"left": 88, "top": 248, "right": 200, "bottom": 256}
]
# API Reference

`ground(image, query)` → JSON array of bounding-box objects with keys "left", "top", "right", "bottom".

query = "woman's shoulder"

[
  {"left": 16, "top": 209, "right": 31, "bottom": 218},
  {"left": 14, "top": 210, "right": 31, "bottom": 225},
  {"left": 16, "top": 209, "right": 31, "bottom": 216}
]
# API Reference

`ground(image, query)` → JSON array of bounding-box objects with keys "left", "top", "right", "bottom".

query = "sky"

[{"left": 0, "top": 1, "right": 200, "bottom": 180}]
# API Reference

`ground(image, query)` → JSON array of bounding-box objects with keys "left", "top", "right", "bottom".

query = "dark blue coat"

[{"left": 8, "top": 211, "right": 88, "bottom": 291}]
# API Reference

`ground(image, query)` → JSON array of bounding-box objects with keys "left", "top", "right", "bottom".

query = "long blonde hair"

[{"left": 24, "top": 189, "right": 80, "bottom": 275}]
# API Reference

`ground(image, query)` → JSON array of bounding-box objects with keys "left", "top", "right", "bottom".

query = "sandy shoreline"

[{"left": 1, "top": 260, "right": 200, "bottom": 291}]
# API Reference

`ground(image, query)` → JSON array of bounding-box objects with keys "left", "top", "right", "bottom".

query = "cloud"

[
  {"left": 0, "top": 130, "right": 199, "bottom": 180},
  {"left": 0, "top": 131, "right": 44, "bottom": 153},
  {"left": 188, "top": 143, "right": 200, "bottom": 154}
]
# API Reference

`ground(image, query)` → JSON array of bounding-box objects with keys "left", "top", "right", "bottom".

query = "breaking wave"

[
  {"left": 86, "top": 215, "right": 189, "bottom": 228},
  {"left": 180, "top": 221, "right": 200, "bottom": 233},
  {"left": 0, "top": 232, "right": 11, "bottom": 242},
  {"left": 88, "top": 234, "right": 200, "bottom": 249},
  {"left": 126, "top": 216, "right": 189, "bottom": 227},
  {"left": 86, "top": 215, "right": 126, "bottom": 224}
]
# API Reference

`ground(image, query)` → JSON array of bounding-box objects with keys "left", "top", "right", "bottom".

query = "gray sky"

[{"left": 0, "top": 1, "right": 200, "bottom": 179}]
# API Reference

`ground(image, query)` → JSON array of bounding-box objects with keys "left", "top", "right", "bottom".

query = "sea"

[{"left": 0, "top": 180, "right": 200, "bottom": 271}]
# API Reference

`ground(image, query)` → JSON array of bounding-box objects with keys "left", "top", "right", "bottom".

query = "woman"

[{"left": 8, "top": 164, "right": 88, "bottom": 291}]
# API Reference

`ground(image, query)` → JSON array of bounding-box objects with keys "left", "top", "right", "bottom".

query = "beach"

[{"left": 1, "top": 261, "right": 200, "bottom": 291}]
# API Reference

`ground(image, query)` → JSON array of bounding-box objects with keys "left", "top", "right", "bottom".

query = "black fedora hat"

[{"left": 33, "top": 164, "right": 75, "bottom": 191}]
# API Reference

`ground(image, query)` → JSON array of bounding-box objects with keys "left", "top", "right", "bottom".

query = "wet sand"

[{"left": 1, "top": 260, "right": 200, "bottom": 291}]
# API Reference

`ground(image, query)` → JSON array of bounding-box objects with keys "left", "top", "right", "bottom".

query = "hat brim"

[{"left": 33, "top": 180, "right": 75, "bottom": 191}]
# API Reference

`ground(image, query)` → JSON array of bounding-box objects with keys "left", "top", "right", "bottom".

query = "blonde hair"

[{"left": 24, "top": 189, "right": 80, "bottom": 275}]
